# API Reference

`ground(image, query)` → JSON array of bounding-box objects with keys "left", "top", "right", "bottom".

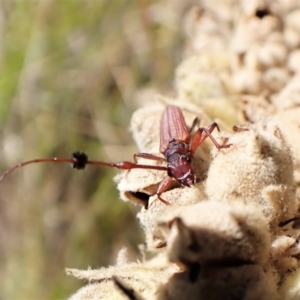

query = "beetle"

[{"left": 0, "top": 105, "right": 230, "bottom": 206}]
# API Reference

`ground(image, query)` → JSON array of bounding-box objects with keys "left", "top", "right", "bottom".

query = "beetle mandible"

[{"left": 0, "top": 105, "right": 231, "bottom": 206}]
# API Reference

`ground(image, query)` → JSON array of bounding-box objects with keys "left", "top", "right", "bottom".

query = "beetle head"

[{"left": 169, "top": 154, "right": 196, "bottom": 187}]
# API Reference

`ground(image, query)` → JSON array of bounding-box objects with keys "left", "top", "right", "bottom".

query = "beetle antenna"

[
  {"left": 0, "top": 151, "right": 88, "bottom": 182},
  {"left": 0, "top": 151, "right": 169, "bottom": 183}
]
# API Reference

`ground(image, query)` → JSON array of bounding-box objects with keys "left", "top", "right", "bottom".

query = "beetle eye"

[{"left": 184, "top": 156, "right": 191, "bottom": 162}]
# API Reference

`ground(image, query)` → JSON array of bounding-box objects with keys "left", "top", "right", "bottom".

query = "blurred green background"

[{"left": 0, "top": 0, "right": 194, "bottom": 299}]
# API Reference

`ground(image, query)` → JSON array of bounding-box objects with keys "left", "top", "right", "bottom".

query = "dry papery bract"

[
  {"left": 137, "top": 179, "right": 207, "bottom": 250},
  {"left": 157, "top": 201, "right": 279, "bottom": 300},
  {"left": 205, "top": 120, "right": 300, "bottom": 280},
  {"left": 237, "top": 95, "right": 275, "bottom": 123},
  {"left": 279, "top": 267, "right": 300, "bottom": 300},
  {"left": 164, "top": 264, "right": 277, "bottom": 300},
  {"left": 175, "top": 55, "right": 238, "bottom": 127},
  {"left": 269, "top": 108, "right": 300, "bottom": 185},
  {"left": 272, "top": 73, "right": 300, "bottom": 111},
  {"left": 158, "top": 201, "right": 271, "bottom": 266},
  {"left": 66, "top": 251, "right": 177, "bottom": 300},
  {"left": 67, "top": 201, "right": 280, "bottom": 300},
  {"left": 271, "top": 235, "right": 300, "bottom": 277},
  {"left": 206, "top": 120, "right": 295, "bottom": 231}
]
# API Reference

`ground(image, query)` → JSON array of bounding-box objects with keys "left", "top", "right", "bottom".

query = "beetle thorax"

[{"left": 164, "top": 140, "right": 196, "bottom": 187}]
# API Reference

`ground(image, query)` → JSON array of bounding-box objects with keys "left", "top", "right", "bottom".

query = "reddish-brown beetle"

[{"left": 0, "top": 105, "right": 230, "bottom": 205}]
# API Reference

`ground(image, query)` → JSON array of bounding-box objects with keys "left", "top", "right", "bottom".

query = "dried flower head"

[
  {"left": 156, "top": 201, "right": 278, "bottom": 300},
  {"left": 158, "top": 201, "right": 271, "bottom": 267},
  {"left": 206, "top": 121, "right": 295, "bottom": 230},
  {"left": 66, "top": 251, "right": 177, "bottom": 300},
  {"left": 66, "top": 0, "right": 300, "bottom": 299}
]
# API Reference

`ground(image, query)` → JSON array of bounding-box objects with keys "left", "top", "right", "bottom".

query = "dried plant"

[{"left": 67, "top": 1, "right": 300, "bottom": 299}]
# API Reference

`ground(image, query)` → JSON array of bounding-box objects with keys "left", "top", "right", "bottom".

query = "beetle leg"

[
  {"left": 85, "top": 160, "right": 169, "bottom": 172},
  {"left": 155, "top": 176, "right": 173, "bottom": 205},
  {"left": 189, "top": 117, "right": 200, "bottom": 133},
  {"left": 233, "top": 125, "right": 249, "bottom": 132},
  {"left": 133, "top": 153, "right": 166, "bottom": 163},
  {"left": 190, "top": 122, "right": 231, "bottom": 155}
]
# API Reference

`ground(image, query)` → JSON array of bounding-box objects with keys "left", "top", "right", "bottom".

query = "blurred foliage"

[{"left": 0, "top": 0, "right": 195, "bottom": 299}]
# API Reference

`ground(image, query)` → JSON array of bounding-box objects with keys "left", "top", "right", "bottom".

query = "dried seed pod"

[
  {"left": 287, "top": 50, "right": 300, "bottom": 73},
  {"left": 258, "top": 42, "right": 287, "bottom": 68},
  {"left": 231, "top": 8, "right": 282, "bottom": 55},
  {"left": 206, "top": 121, "right": 295, "bottom": 229},
  {"left": 283, "top": 27, "right": 300, "bottom": 50},
  {"left": 243, "top": 46, "right": 261, "bottom": 70},
  {"left": 137, "top": 180, "right": 207, "bottom": 250},
  {"left": 279, "top": 268, "right": 300, "bottom": 300},
  {"left": 231, "top": 68, "right": 264, "bottom": 94},
  {"left": 176, "top": 71, "right": 227, "bottom": 100},
  {"left": 263, "top": 67, "right": 290, "bottom": 93},
  {"left": 271, "top": 235, "right": 300, "bottom": 276},
  {"left": 269, "top": 108, "right": 300, "bottom": 185},
  {"left": 160, "top": 264, "right": 278, "bottom": 300},
  {"left": 115, "top": 158, "right": 167, "bottom": 207},
  {"left": 66, "top": 252, "right": 175, "bottom": 300},
  {"left": 273, "top": 74, "right": 300, "bottom": 110},
  {"left": 285, "top": 9, "right": 300, "bottom": 32},
  {"left": 238, "top": 95, "right": 275, "bottom": 123},
  {"left": 269, "top": 0, "right": 300, "bottom": 16},
  {"left": 158, "top": 201, "right": 271, "bottom": 266},
  {"left": 183, "top": 7, "right": 231, "bottom": 54},
  {"left": 156, "top": 201, "right": 278, "bottom": 300}
]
